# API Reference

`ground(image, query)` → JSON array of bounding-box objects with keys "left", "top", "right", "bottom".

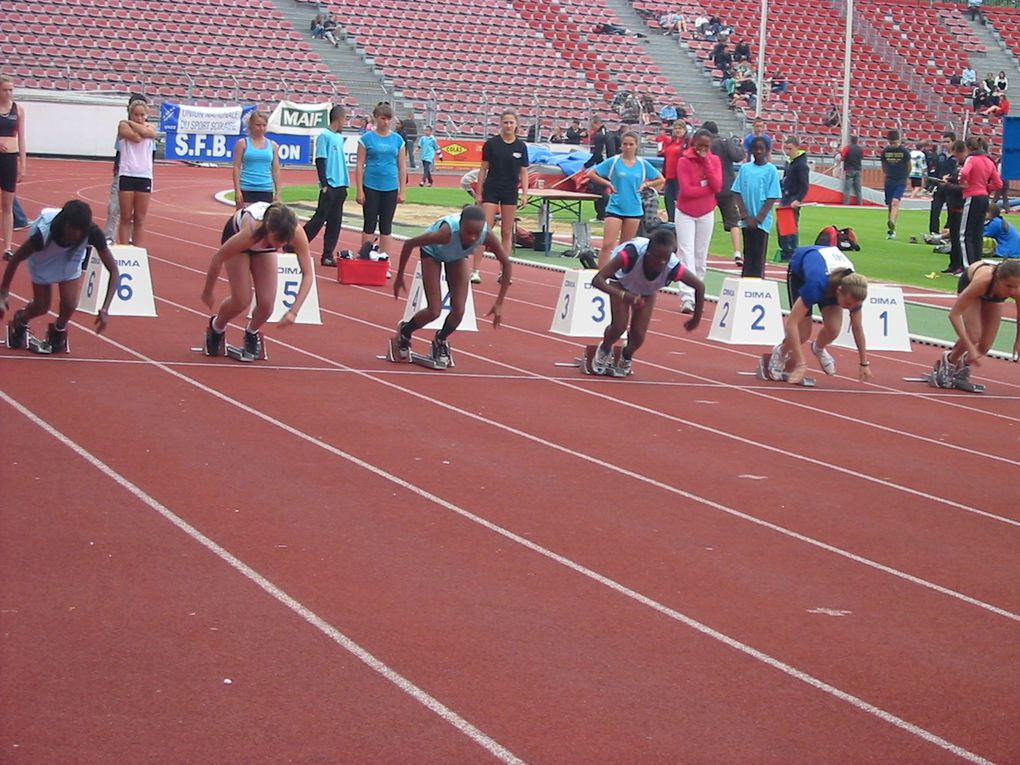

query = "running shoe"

[
  {"left": 2, "top": 249, "right": 12, "bottom": 262},
  {"left": 768, "top": 343, "right": 789, "bottom": 381},
  {"left": 47, "top": 323, "right": 68, "bottom": 354},
  {"left": 205, "top": 316, "right": 225, "bottom": 356},
  {"left": 394, "top": 321, "right": 411, "bottom": 361},
  {"left": 592, "top": 344, "right": 613, "bottom": 374},
  {"left": 470, "top": 269, "right": 482, "bottom": 285},
  {"left": 616, "top": 356, "right": 633, "bottom": 376},
  {"left": 733, "top": 252, "right": 743, "bottom": 267},
  {"left": 680, "top": 299, "right": 695, "bottom": 315},
  {"left": 320, "top": 253, "right": 336, "bottom": 267},
  {"left": 7, "top": 309, "right": 28, "bottom": 349},
  {"left": 931, "top": 350, "right": 955, "bottom": 388},
  {"left": 243, "top": 329, "right": 263, "bottom": 359},
  {"left": 811, "top": 341, "right": 836, "bottom": 375},
  {"left": 432, "top": 337, "right": 452, "bottom": 368}
]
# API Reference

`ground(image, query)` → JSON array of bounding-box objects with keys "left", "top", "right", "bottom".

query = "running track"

[{"left": 1, "top": 160, "right": 1019, "bottom": 764}]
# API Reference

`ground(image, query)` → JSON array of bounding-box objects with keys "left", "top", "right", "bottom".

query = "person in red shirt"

[
  {"left": 657, "top": 121, "right": 688, "bottom": 223},
  {"left": 958, "top": 136, "right": 1003, "bottom": 269},
  {"left": 675, "top": 128, "right": 722, "bottom": 313}
]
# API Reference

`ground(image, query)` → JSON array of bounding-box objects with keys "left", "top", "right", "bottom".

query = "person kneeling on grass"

[
  {"left": 392, "top": 206, "right": 512, "bottom": 368},
  {"left": 201, "top": 202, "right": 313, "bottom": 358},
  {"left": 931, "top": 259, "right": 1020, "bottom": 387},
  {"left": 1, "top": 200, "right": 119, "bottom": 352},
  {"left": 590, "top": 227, "right": 705, "bottom": 375},
  {"left": 770, "top": 243, "right": 870, "bottom": 385}
]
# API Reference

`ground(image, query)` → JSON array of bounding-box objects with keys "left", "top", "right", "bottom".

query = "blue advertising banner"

[
  {"left": 160, "top": 103, "right": 256, "bottom": 135},
  {"left": 1001, "top": 116, "right": 1020, "bottom": 180},
  {"left": 163, "top": 131, "right": 312, "bottom": 165}
]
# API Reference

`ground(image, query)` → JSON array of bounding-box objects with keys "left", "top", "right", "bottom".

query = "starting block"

[
  {"left": 6, "top": 321, "right": 69, "bottom": 354},
  {"left": 383, "top": 335, "right": 455, "bottom": 370},
  {"left": 737, "top": 352, "right": 816, "bottom": 386},
  {"left": 189, "top": 340, "right": 268, "bottom": 363},
  {"left": 556, "top": 344, "right": 629, "bottom": 377},
  {"left": 903, "top": 373, "right": 985, "bottom": 393},
  {"left": 832, "top": 284, "right": 911, "bottom": 352},
  {"left": 708, "top": 277, "right": 784, "bottom": 346},
  {"left": 401, "top": 261, "right": 477, "bottom": 332},
  {"left": 549, "top": 269, "right": 613, "bottom": 337},
  {"left": 77, "top": 245, "right": 158, "bottom": 317}
]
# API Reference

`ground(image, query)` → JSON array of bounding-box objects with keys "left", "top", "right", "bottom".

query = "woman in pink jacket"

[
  {"left": 959, "top": 136, "right": 1003, "bottom": 270},
  {"left": 675, "top": 129, "right": 722, "bottom": 313}
]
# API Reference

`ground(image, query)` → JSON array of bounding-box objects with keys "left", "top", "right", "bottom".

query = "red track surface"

[{"left": 2, "top": 159, "right": 1019, "bottom": 764}]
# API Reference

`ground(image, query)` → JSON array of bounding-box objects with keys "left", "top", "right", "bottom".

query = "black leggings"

[
  {"left": 740, "top": 226, "right": 770, "bottom": 278},
  {"left": 960, "top": 195, "right": 989, "bottom": 269},
  {"left": 362, "top": 186, "right": 398, "bottom": 236}
]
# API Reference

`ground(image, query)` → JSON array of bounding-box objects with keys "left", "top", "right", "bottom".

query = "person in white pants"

[{"left": 675, "top": 129, "right": 722, "bottom": 313}]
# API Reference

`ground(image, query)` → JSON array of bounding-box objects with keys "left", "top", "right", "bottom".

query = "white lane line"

[
  {"left": 0, "top": 389, "right": 528, "bottom": 765},
  {"left": 2, "top": 359, "right": 997, "bottom": 765}
]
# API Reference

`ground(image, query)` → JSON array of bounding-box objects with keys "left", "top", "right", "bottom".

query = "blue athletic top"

[
  {"left": 418, "top": 134, "right": 440, "bottom": 163},
  {"left": 238, "top": 138, "right": 274, "bottom": 192},
  {"left": 983, "top": 217, "right": 1020, "bottom": 258},
  {"left": 612, "top": 238, "right": 685, "bottom": 296},
  {"left": 359, "top": 130, "right": 405, "bottom": 191},
  {"left": 789, "top": 245, "right": 858, "bottom": 309},
  {"left": 593, "top": 156, "right": 660, "bottom": 217},
  {"left": 315, "top": 129, "right": 349, "bottom": 187},
  {"left": 731, "top": 161, "right": 781, "bottom": 233},
  {"left": 421, "top": 214, "right": 489, "bottom": 263},
  {"left": 25, "top": 209, "right": 106, "bottom": 285}
]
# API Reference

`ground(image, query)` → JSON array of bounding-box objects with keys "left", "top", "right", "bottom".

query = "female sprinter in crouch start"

[{"left": 589, "top": 226, "right": 704, "bottom": 376}]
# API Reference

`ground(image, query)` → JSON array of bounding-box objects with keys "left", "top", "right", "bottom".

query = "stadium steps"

[
  {"left": 268, "top": 0, "right": 404, "bottom": 116},
  {"left": 598, "top": 0, "right": 745, "bottom": 136},
  {"left": 966, "top": 13, "right": 1019, "bottom": 92}
]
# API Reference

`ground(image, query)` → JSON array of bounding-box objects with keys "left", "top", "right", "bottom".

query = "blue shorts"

[
  {"left": 884, "top": 182, "right": 906, "bottom": 206},
  {"left": 27, "top": 251, "right": 85, "bottom": 285}
]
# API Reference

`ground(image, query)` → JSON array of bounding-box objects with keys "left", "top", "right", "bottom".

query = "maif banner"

[{"left": 268, "top": 101, "right": 332, "bottom": 136}]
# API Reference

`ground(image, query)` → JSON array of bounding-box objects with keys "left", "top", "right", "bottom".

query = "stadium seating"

[{"left": 2, "top": 0, "right": 352, "bottom": 107}]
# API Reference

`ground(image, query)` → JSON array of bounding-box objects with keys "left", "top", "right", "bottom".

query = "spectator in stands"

[
  {"left": 398, "top": 114, "right": 418, "bottom": 169},
  {"left": 640, "top": 94, "right": 656, "bottom": 126},
  {"left": 659, "top": 120, "right": 688, "bottom": 223},
  {"left": 984, "top": 203, "right": 1020, "bottom": 258},
  {"left": 880, "top": 129, "right": 910, "bottom": 239},
  {"left": 838, "top": 135, "right": 864, "bottom": 205},
  {"left": 823, "top": 104, "right": 840, "bottom": 128},
  {"left": 982, "top": 93, "right": 1010, "bottom": 119},
  {"left": 586, "top": 130, "right": 664, "bottom": 267},
  {"left": 983, "top": 72, "right": 997, "bottom": 96},
  {"left": 659, "top": 10, "right": 685, "bottom": 35},
  {"left": 549, "top": 125, "right": 566, "bottom": 143},
  {"left": 417, "top": 125, "right": 440, "bottom": 186},
  {"left": 304, "top": 105, "right": 348, "bottom": 267},
  {"left": 0, "top": 75, "right": 26, "bottom": 261},
  {"left": 322, "top": 14, "right": 339, "bottom": 47},
  {"left": 996, "top": 70, "right": 1009, "bottom": 92},
  {"left": 930, "top": 132, "right": 957, "bottom": 234},
  {"left": 742, "top": 118, "right": 772, "bottom": 160},
  {"left": 959, "top": 135, "right": 1003, "bottom": 268},
  {"left": 769, "top": 73, "right": 790, "bottom": 95},
  {"left": 712, "top": 41, "right": 733, "bottom": 76},
  {"left": 565, "top": 119, "right": 585, "bottom": 145},
  {"left": 355, "top": 101, "right": 407, "bottom": 259},
  {"left": 732, "top": 136, "right": 781, "bottom": 278},
  {"left": 676, "top": 128, "right": 722, "bottom": 314},
  {"left": 779, "top": 136, "right": 809, "bottom": 260},
  {"left": 116, "top": 99, "right": 156, "bottom": 247},
  {"left": 474, "top": 110, "right": 529, "bottom": 284},
  {"left": 620, "top": 93, "right": 641, "bottom": 125},
  {"left": 103, "top": 93, "right": 146, "bottom": 244},
  {"left": 659, "top": 103, "right": 678, "bottom": 125},
  {"left": 694, "top": 14, "right": 710, "bottom": 37},
  {"left": 972, "top": 85, "right": 988, "bottom": 112},
  {"left": 585, "top": 116, "right": 619, "bottom": 221},
  {"left": 733, "top": 39, "right": 751, "bottom": 62},
  {"left": 310, "top": 14, "right": 324, "bottom": 38},
  {"left": 967, "top": 0, "right": 984, "bottom": 23},
  {"left": 732, "top": 62, "right": 757, "bottom": 98},
  {"left": 233, "top": 111, "right": 280, "bottom": 210},
  {"left": 909, "top": 143, "right": 927, "bottom": 199},
  {"left": 703, "top": 120, "right": 745, "bottom": 266},
  {"left": 961, "top": 67, "right": 977, "bottom": 87}
]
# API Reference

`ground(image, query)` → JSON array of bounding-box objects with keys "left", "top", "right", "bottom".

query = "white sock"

[{"left": 733, "top": 250, "right": 742, "bottom": 258}]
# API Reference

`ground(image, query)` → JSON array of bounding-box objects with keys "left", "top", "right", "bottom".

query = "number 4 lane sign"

[{"left": 77, "top": 245, "right": 157, "bottom": 317}]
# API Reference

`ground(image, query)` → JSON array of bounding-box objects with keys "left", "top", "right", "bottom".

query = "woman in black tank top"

[
  {"left": 939, "top": 260, "right": 1020, "bottom": 381},
  {"left": 0, "top": 75, "right": 27, "bottom": 261}
]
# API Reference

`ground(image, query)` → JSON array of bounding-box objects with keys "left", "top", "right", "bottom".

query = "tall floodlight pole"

[
  {"left": 841, "top": 0, "right": 854, "bottom": 146},
  {"left": 755, "top": 0, "right": 767, "bottom": 118}
]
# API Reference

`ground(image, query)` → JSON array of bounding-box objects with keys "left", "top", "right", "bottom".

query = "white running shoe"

[
  {"left": 812, "top": 341, "right": 837, "bottom": 375},
  {"left": 768, "top": 344, "right": 789, "bottom": 381},
  {"left": 470, "top": 269, "right": 482, "bottom": 284},
  {"left": 680, "top": 298, "right": 695, "bottom": 314},
  {"left": 592, "top": 345, "right": 613, "bottom": 374}
]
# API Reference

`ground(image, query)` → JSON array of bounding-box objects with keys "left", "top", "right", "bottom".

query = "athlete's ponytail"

[{"left": 839, "top": 272, "right": 868, "bottom": 302}]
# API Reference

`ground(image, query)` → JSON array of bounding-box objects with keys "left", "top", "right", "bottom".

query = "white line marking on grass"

[{"left": 0, "top": 389, "right": 528, "bottom": 765}]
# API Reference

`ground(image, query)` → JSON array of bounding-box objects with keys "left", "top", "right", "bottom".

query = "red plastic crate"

[{"left": 337, "top": 258, "right": 388, "bottom": 286}]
